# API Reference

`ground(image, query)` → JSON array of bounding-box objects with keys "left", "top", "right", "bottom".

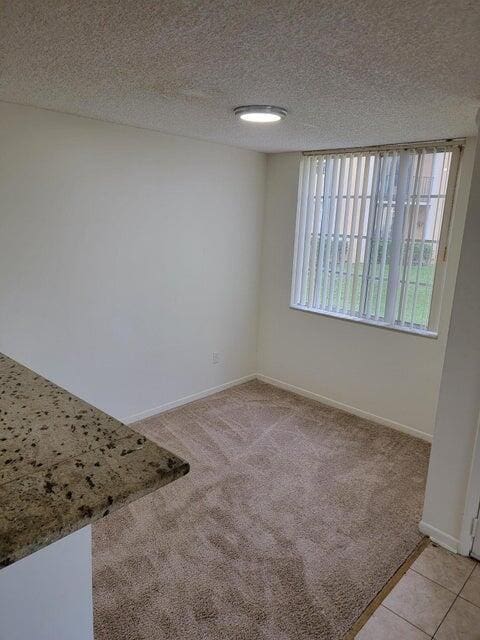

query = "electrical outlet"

[{"left": 212, "top": 352, "right": 220, "bottom": 364}]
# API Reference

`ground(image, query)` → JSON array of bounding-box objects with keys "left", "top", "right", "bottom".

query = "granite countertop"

[{"left": 0, "top": 353, "right": 189, "bottom": 568}]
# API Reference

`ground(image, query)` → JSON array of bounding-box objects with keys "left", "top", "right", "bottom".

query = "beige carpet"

[{"left": 93, "top": 380, "right": 430, "bottom": 640}]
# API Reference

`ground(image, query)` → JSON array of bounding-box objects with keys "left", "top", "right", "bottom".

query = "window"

[{"left": 291, "top": 141, "right": 462, "bottom": 335}]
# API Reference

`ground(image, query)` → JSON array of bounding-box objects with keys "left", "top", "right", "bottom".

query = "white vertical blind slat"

[
  {"left": 306, "top": 158, "right": 325, "bottom": 308},
  {"left": 335, "top": 156, "right": 354, "bottom": 311},
  {"left": 359, "top": 153, "right": 381, "bottom": 316},
  {"left": 327, "top": 156, "right": 347, "bottom": 311},
  {"left": 350, "top": 155, "right": 372, "bottom": 314},
  {"left": 375, "top": 152, "right": 397, "bottom": 320},
  {"left": 343, "top": 155, "right": 362, "bottom": 313},
  {"left": 292, "top": 157, "right": 311, "bottom": 304},
  {"left": 320, "top": 157, "right": 340, "bottom": 309},
  {"left": 299, "top": 158, "right": 319, "bottom": 305},
  {"left": 365, "top": 154, "right": 389, "bottom": 318},
  {"left": 313, "top": 157, "right": 334, "bottom": 307}
]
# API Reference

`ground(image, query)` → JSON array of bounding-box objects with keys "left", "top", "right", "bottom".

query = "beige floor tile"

[
  {"left": 412, "top": 544, "right": 476, "bottom": 593},
  {"left": 434, "top": 597, "right": 480, "bottom": 639},
  {"left": 355, "top": 605, "right": 430, "bottom": 639},
  {"left": 460, "top": 564, "right": 480, "bottom": 608},
  {"left": 382, "top": 569, "right": 456, "bottom": 636}
]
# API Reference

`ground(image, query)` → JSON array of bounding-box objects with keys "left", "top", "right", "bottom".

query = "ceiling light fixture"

[{"left": 234, "top": 105, "right": 287, "bottom": 123}]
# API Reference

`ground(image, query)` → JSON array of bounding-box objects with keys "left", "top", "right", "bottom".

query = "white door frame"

[{"left": 459, "top": 413, "right": 480, "bottom": 556}]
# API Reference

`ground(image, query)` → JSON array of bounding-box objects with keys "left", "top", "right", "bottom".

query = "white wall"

[
  {"left": 0, "top": 101, "right": 475, "bottom": 447},
  {"left": 257, "top": 143, "right": 475, "bottom": 440},
  {"left": 421, "top": 130, "right": 480, "bottom": 551},
  {"left": 0, "top": 103, "right": 265, "bottom": 422}
]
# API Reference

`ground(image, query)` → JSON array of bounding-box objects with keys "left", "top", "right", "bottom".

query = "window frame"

[{"left": 290, "top": 140, "right": 463, "bottom": 338}]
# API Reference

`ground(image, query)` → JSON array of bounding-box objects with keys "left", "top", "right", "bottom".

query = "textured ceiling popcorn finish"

[{"left": 1, "top": 0, "right": 479, "bottom": 152}]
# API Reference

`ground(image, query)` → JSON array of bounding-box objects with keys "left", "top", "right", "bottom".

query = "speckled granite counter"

[{"left": 0, "top": 353, "right": 189, "bottom": 568}]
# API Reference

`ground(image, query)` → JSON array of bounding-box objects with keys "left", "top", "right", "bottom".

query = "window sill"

[{"left": 289, "top": 304, "right": 439, "bottom": 339}]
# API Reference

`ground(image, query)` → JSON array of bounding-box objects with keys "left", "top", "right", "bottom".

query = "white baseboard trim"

[
  {"left": 122, "top": 373, "right": 257, "bottom": 424},
  {"left": 256, "top": 374, "right": 433, "bottom": 443},
  {"left": 419, "top": 521, "right": 460, "bottom": 554},
  {"left": 124, "top": 371, "right": 433, "bottom": 444}
]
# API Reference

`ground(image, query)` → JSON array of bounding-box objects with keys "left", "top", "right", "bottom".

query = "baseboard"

[
  {"left": 256, "top": 374, "right": 433, "bottom": 443},
  {"left": 419, "top": 521, "right": 460, "bottom": 553},
  {"left": 124, "top": 371, "right": 433, "bottom": 443},
  {"left": 123, "top": 373, "right": 257, "bottom": 424}
]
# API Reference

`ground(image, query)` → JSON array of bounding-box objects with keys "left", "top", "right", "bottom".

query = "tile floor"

[{"left": 356, "top": 543, "right": 480, "bottom": 639}]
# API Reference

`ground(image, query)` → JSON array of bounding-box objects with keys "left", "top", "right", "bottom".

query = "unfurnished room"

[{"left": 1, "top": 2, "right": 480, "bottom": 639}]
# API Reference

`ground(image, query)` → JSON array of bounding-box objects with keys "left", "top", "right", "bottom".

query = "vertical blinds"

[{"left": 291, "top": 143, "right": 460, "bottom": 332}]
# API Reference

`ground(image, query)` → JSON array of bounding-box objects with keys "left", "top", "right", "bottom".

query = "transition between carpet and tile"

[{"left": 93, "top": 380, "right": 431, "bottom": 640}]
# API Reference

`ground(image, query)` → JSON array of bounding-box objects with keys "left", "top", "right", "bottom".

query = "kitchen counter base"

[{"left": 0, "top": 526, "right": 93, "bottom": 640}]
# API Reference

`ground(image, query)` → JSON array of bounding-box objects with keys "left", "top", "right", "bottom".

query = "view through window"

[{"left": 291, "top": 142, "right": 461, "bottom": 334}]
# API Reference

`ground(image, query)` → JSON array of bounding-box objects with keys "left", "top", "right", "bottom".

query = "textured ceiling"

[{"left": 1, "top": 0, "right": 479, "bottom": 152}]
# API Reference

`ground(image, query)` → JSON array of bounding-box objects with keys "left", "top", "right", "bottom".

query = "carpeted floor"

[{"left": 93, "top": 380, "right": 430, "bottom": 640}]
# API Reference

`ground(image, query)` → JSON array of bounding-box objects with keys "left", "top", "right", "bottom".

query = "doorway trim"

[{"left": 458, "top": 413, "right": 480, "bottom": 556}]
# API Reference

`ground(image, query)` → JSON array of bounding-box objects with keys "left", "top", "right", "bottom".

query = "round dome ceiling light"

[{"left": 234, "top": 105, "right": 287, "bottom": 123}]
